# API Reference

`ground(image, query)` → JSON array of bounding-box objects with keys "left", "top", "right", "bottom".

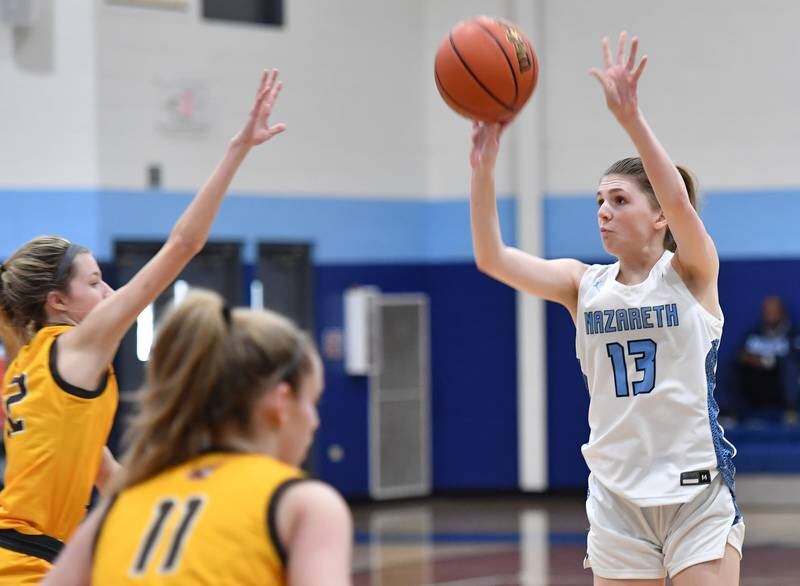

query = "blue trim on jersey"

[{"left": 705, "top": 339, "right": 742, "bottom": 523}]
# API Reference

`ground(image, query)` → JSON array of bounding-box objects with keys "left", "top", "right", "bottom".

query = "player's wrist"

[
  {"left": 617, "top": 109, "right": 646, "bottom": 133},
  {"left": 472, "top": 161, "right": 496, "bottom": 177}
]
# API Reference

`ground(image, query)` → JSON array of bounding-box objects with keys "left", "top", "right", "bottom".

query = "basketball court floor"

[{"left": 352, "top": 494, "right": 800, "bottom": 585}]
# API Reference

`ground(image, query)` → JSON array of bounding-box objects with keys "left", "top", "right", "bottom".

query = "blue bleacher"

[{"left": 725, "top": 423, "right": 800, "bottom": 474}]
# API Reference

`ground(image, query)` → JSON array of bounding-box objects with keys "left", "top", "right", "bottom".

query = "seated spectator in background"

[{"left": 733, "top": 295, "right": 799, "bottom": 423}]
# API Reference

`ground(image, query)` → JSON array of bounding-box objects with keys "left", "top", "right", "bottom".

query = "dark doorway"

[
  {"left": 109, "top": 241, "right": 242, "bottom": 453},
  {"left": 257, "top": 242, "right": 316, "bottom": 473},
  {"left": 257, "top": 242, "right": 313, "bottom": 333}
]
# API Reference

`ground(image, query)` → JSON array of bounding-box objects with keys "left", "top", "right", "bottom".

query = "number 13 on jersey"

[{"left": 606, "top": 339, "right": 657, "bottom": 397}]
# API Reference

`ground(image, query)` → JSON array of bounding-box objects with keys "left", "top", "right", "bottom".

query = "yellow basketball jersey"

[
  {"left": 92, "top": 452, "right": 303, "bottom": 586},
  {"left": 0, "top": 325, "right": 118, "bottom": 542}
]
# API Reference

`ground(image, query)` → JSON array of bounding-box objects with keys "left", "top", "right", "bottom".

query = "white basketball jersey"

[{"left": 576, "top": 250, "right": 736, "bottom": 506}]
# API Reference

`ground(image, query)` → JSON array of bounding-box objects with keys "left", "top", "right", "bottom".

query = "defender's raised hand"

[{"left": 234, "top": 68, "right": 287, "bottom": 146}]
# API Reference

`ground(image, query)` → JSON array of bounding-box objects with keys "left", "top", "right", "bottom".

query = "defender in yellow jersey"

[
  {"left": 95, "top": 452, "right": 302, "bottom": 585},
  {"left": 0, "top": 69, "right": 290, "bottom": 584},
  {"left": 45, "top": 290, "right": 352, "bottom": 586},
  {"left": 0, "top": 326, "right": 117, "bottom": 541}
]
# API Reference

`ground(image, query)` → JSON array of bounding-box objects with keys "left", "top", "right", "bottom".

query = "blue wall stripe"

[
  {"left": 544, "top": 195, "right": 610, "bottom": 261},
  {"left": 545, "top": 189, "right": 800, "bottom": 260},
  {"left": 99, "top": 190, "right": 435, "bottom": 263},
  {"left": 0, "top": 190, "right": 102, "bottom": 255},
  {"left": 4, "top": 188, "right": 800, "bottom": 263},
  {"left": 703, "top": 189, "right": 800, "bottom": 258},
  {"left": 426, "top": 197, "right": 516, "bottom": 262},
  {"left": 97, "top": 191, "right": 433, "bottom": 264},
  {"left": 0, "top": 189, "right": 515, "bottom": 264}
]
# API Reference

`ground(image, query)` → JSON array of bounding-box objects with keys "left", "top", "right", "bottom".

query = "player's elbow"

[
  {"left": 167, "top": 233, "right": 206, "bottom": 259},
  {"left": 474, "top": 249, "right": 502, "bottom": 277},
  {"left": 474, "top": 254, "right": 492, "bottom": 274}
]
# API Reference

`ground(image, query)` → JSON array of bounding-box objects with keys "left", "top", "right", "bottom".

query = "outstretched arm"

[
  {"left": 59, "top": 70, "right": 288, "bottom": 389},
  {"left": 470, "top": 122, "right": 586, "bottom": 321},
  {"left": 591, "top": 33, "right": 719, "bottom": 290}
]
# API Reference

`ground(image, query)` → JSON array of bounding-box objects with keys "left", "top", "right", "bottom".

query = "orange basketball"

[{"left": 434, "top": 16, "right": 538, "bottom": 123}]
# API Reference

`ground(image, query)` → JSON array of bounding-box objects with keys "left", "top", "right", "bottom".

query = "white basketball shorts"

[{"left": 583, "top": 472, "right": 745, "bottom": 580}]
